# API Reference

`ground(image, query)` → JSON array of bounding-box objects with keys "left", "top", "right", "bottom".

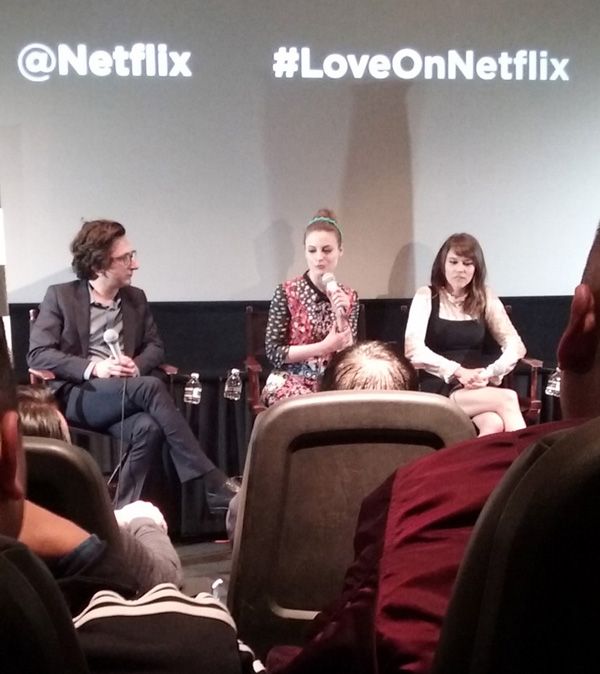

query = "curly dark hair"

[{"left": 70, "top": 220, "right": 126, "bottom": 280}]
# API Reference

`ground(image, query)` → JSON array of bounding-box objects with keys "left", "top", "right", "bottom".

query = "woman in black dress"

[{"left": 405, "top": 232, "right": 526, "bottom": 435}]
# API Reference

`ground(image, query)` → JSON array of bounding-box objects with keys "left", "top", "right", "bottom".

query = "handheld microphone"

[
  {"left": 322, "top": 272, "right": 347, "bottom": 332},
  {"left": 103, "top": 328, "right": 123, "bottom": 361}
]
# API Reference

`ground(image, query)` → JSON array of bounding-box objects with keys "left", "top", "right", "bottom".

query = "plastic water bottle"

[
  {"left": 224, "top": 368, "right": 242, "bottom": 401},
  {"left": 183, "top": 372, "right": 202, "bottom": 405},
  {"left": 544, "top": 368, "right": 561, "bottom": 398}
]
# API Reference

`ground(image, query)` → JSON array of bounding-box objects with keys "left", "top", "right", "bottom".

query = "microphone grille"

[
  {"left": 103, "top": 328, "right": 119, "bottom": 344},
  {"left": 321, "top": 272, "right": 336, "bottom": 286}
]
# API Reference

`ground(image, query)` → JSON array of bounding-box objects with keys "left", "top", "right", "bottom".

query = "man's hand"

[
  {"left": 93, "top": 356, "right": 139, "bottom": 379},
  {"left": 118, "top": 355, "right": 139, "bottom": 377},
  {"left": 114, "top": 500, "right": 168, "bottom": 532}
]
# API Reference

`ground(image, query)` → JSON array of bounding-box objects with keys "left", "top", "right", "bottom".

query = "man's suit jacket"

[{"left": 28, "top": 280, "right": 165, "bottom": 393}]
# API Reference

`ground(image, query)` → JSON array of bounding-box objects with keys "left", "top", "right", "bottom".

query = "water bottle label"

[
  {"left": 184, "top": 382, "right": 202, "bottom": 404},
  {"left": 224, "top": 371, "right": 242, "bottom": 401}
]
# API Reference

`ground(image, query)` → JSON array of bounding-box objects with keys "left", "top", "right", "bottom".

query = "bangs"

[{"left": 448, "top": 236, "right": 476, "bottom": 261}]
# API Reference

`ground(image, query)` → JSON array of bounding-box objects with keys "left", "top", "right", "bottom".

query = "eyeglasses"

[{"left": 111, "top": 250, "right": 137, "bottom": 266}]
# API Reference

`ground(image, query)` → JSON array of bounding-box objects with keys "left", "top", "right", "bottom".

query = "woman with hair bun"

[
  {"left": 405, "top": 232, "right": 526, "bottom": 435},
  {"left": 262, "top": 209, "right": 359, "bottom": 406}
]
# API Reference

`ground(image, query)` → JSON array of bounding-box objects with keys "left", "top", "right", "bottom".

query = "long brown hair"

[{"left": 430, "top": 233, "right": 487, "bottom": 317}]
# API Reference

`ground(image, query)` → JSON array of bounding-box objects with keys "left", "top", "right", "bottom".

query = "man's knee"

[
  {"left": 130, "top": 414, "right": 164, "bottom": 448},
  {"left": 129, "top": 375, "right": 171, "bottom": 409},
  {"left": 137, "top": 375, "right": 167, "bottom": 396}
]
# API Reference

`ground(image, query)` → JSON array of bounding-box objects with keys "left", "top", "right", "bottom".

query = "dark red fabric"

[
  {"left": 375, "top": 420, "right": 576, "bottom": 674},
  {"left": 267, "top": 419, "right": 577, "bottom": 674}
]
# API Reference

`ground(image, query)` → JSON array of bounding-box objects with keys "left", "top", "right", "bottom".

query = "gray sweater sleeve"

[{"left": 119, "top": 518, "right": 183, "bottom": 591}]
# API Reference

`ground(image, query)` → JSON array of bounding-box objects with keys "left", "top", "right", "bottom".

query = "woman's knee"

[
  {"left": 497, "top": 387, "right": 520, "bottom": 409},
  {"left": 473, "top": 411, "right": 504, "bottom": 435}
]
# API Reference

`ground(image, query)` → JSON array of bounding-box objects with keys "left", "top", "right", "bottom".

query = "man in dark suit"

[
  {"left": 0, "top": 319, "right": 260, "bottom": 673},
  {"left": 28, "top": 219, "right": 237, "bottom": 510}
]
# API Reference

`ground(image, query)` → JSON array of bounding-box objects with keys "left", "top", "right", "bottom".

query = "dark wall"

[{"left": 11, "top": 296, "right": 570, "bottom": 383}]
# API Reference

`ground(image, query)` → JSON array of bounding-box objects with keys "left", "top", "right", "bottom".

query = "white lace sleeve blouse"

[{"left": 404, "top": 286, "right": 526, "bottom": 385}]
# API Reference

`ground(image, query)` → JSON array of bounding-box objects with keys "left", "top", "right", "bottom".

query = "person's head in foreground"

[
  {"left": 319, "top": 340, "right": 418, "bottom": 392},
  {"left": 17, "top": 385, "right": 71, "bottom": 443},
  {"left": 0, "top": 324, "right": 25, "bottom": 540},
  {"left": 559, "top": 222, "right": 600, "bottom": 419}
]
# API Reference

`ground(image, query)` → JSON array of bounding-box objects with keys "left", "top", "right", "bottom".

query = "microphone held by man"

[
  {"left": 97, "top": 328, "right": 139, "bottom": 378},
  {"left": 103, "top": 328, "right": 123, "bottom": 360}
]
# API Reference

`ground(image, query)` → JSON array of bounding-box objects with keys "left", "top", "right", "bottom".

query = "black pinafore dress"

[{"left": 419, "top": 291, "right": 486, "bottom": 396}]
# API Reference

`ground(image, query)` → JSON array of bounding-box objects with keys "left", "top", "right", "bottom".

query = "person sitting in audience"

[
  {"left": 266, "top": 223, "right": 600, "bottom": 674},
  {"left": 16, "top": 383, "right": 183, "bottom": 592},
  {"left": 319, "top": 340, "right": 417, "bottom": 392},
  {"left": 17, "top": 383, "right": 72, "bottom": 442},
  {"left": 0, "top": 325, "right": 260, "bottom": 673},
  {"left": 262, "top": 209, "right": 359, "bottom": 406},
  {"left": 28, "top": 218, "right": 238, "bottom": 512},
  {"left": 405, "top": 232, "right": 526, "bottom": 435},
  {"left": 227, "top": 341, "right": 417, "bottom": 540}
]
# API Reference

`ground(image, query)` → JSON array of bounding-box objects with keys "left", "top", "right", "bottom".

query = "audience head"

[
  {"left": 0, "top": 323, "right": 25, "bottom": 539},
  {"left": 320, "top": 340, "right": 417, "bottom": 392},
  {"left": 71, "top": 219, "right": 127, "bottom": 280},
  {"left": 16, "top": 385, "right": 71, "bottom": 444},
  {"left": 431, "top": 232, "right": 487, "bottom": 316},
  {"left": 559, "top": 222, "right": 600, "bottom": 419}
]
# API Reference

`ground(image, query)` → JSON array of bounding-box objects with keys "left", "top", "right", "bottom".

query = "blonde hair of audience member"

[
  {"left": 319, "top": 341, "right": 417, "bottom": 392},
  {"left": 228, "top": 340, "right": 416, "bottom": 541}
]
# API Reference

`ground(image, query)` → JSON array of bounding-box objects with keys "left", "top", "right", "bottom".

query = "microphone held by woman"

[{"left": 322, "top": 272, "right": 350, "bottom": 332}]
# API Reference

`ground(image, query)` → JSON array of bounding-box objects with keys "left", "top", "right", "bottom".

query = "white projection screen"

[{"left": 0, "top": 0, "right": 598, "bottom": 303}]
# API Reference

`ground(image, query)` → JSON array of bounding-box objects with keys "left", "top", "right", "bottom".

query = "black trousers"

[{"left": 61, "top": 376, "right": 215, "bottom": 506}]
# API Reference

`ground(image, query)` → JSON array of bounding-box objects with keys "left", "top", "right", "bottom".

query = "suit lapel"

[
  {"left": 74, "top": 281, "right": 91, "bottom": 354},
  {"left": 121, "top": 289, "right": 136, "bottom": 357}
]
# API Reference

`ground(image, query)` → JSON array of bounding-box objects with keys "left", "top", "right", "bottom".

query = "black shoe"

[{"left": 206, "top": 478, "right": 240, "bottom": 513}]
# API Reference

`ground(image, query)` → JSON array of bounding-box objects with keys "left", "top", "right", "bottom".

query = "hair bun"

[{"left": 313, "top": 208, "right": 337, "bottom": 221}]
